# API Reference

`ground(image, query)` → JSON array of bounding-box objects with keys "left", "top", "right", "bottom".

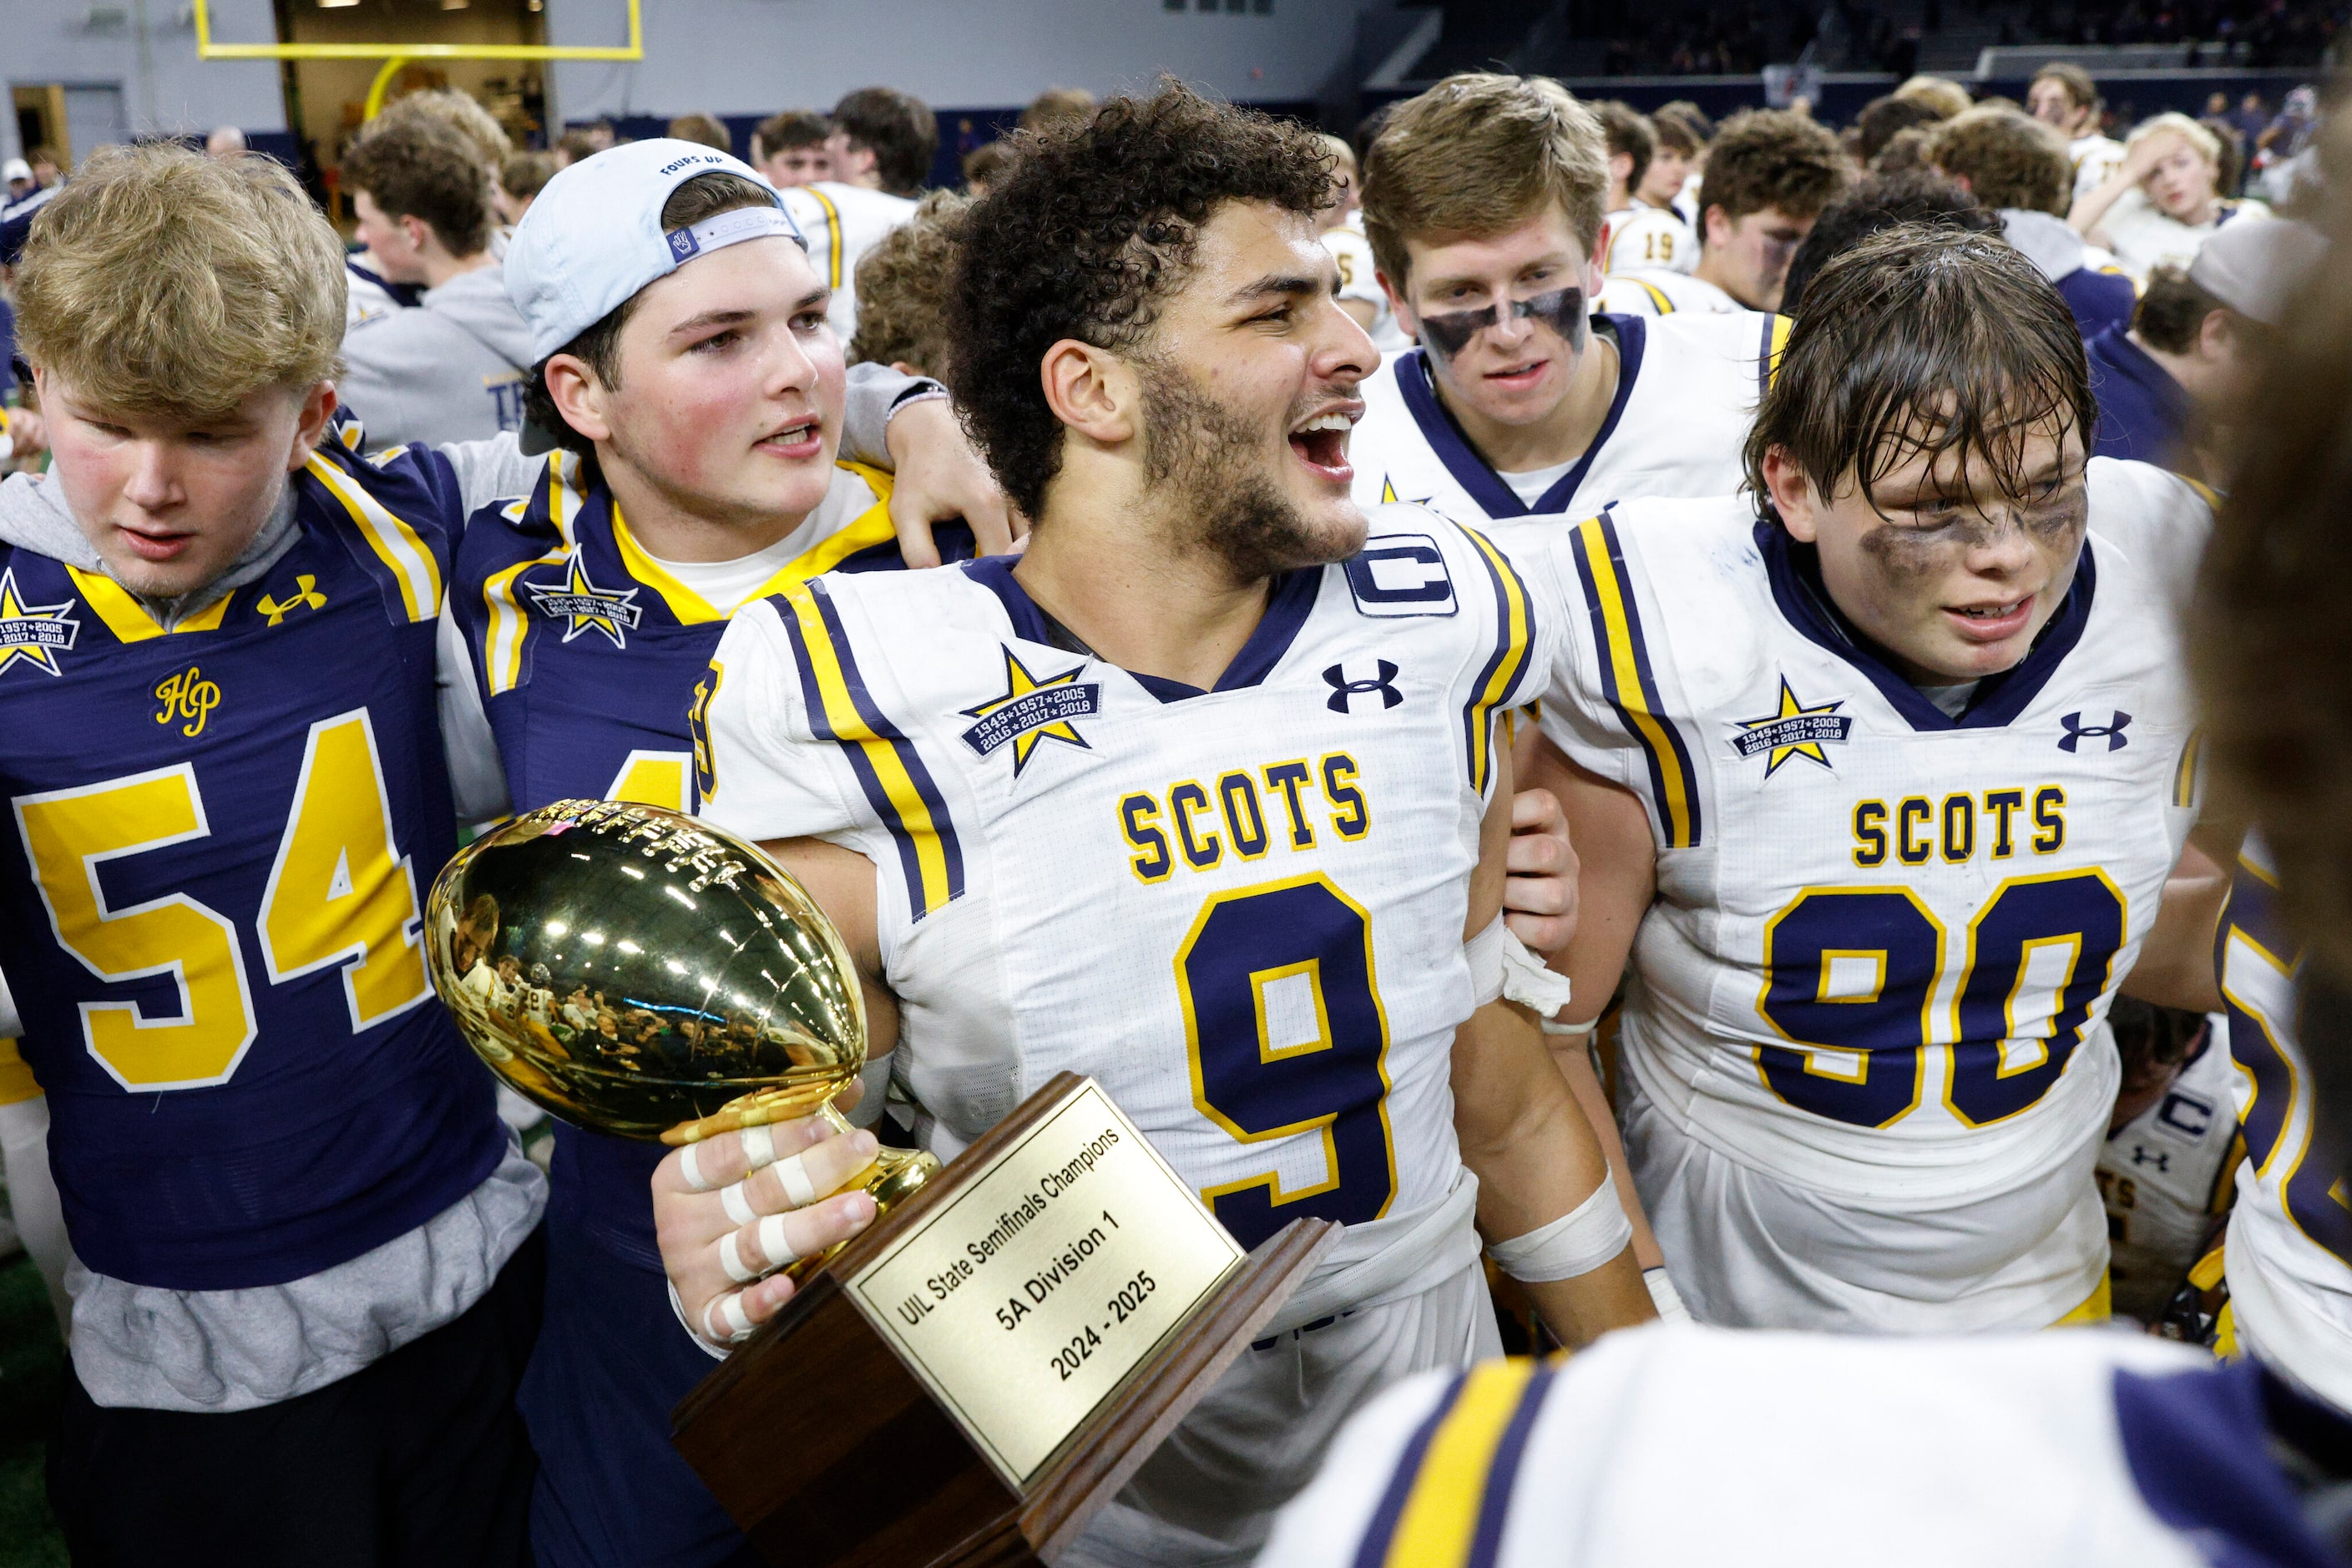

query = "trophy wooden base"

[{"left": 672, "top": 1073, "right": 1335, "bottom": 1568}]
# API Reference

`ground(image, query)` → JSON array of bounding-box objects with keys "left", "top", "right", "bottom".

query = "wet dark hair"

[
  {"left": 1781, "top": 171, "right": 1999, "bottom": 316},
  {"left": 2109, "top": 996, "right": 2208, "bottom": 1078},
  {"left": 1744, "top": 225, "right": 2093, "bottom": 513},
  {"left": 520, "top": 170, "right": 777, "bottom": 474},
  {"left": 947, "top": 83, "right": 1333, "bottom": 522}
]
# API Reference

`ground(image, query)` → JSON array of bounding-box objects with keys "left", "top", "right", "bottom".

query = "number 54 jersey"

[
  {"left": 693, "top": 511, "right": 1548, "bottom": 1263},
  {"left": 1499, "top": 459, "right": 2211, "bottom": 1328}
]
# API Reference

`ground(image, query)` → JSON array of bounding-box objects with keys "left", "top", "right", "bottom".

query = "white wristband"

[
  {"left": 1485, "top": 1180, "right": 1633, "bottom": 1282},
  {"left": 1540, "top": 1014, "right": 1597, "bottom": 1039},
  {"left": 1500, "top": 927, "right": 1574, "bottom": 1019},
  {"left": 1644, "top": 1267, "right": 1691, "bottom": 1323},
  {"left": 1467, "top": 913, "right": 1509, "bottom": 1009}
]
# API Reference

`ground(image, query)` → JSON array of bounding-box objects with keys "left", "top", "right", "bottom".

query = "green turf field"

[{"left": 0, "top": 1252, "right": 65, "bottom": 1565}]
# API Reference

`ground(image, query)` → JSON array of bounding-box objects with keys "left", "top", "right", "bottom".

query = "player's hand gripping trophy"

[{"left": 425, "top": 800, "right": 939, "bottom": 1344}]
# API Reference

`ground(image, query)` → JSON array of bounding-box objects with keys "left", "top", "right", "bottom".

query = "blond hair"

[
  {"left": 370, "top": 88, "right": 513, "bottom": 166},
  {"left": 1362, "top": 73, "right": 1610, "bottom": 290},
  {"left": 2127, "top": 110, "right": 2223, "bottom": 166},
  {"left": 1894, "top": 74, "right": 1974, "bottom": 119},
  {"left": 15, "top": 142, "right": 345, "bottom": 420},
  {"left": 849, "top": 188, "right": 971, "bottom": 377}
]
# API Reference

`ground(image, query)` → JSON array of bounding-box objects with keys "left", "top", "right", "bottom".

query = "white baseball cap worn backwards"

[{"left": 504, "top": 138, "right": 807, "bottom": 363}]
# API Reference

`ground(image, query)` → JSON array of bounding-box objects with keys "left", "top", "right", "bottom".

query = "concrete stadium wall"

[
  {"left": 2, "top": 0, "right": 286, "bottom": 160},
  {"left": 3, "top": 0, "right": 1383, "bottom": 164}
]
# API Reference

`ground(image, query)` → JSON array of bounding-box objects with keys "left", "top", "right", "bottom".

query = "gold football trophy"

[{"left": 424, "top": 799, "right": 938, "bottom": 1267}]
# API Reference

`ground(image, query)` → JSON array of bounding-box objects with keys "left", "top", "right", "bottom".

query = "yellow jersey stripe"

[
  {"left": 1459, "top": 524, "right": 1534, "bottom": 797},
  {"left": 0, "top": 1039, "right": 41, "bottom": 1106},
  {"left": 1572, "top": 516, "right": 1698, "bottom": 847},
  {"left": 779, "top": 581, "right": 959, "bottom": 915},
  {"left": 305, "top": 453, "right": 442, "bottom": 621},
  {"left": 805, "top": 185, "right": 844, "bottom": 291},
  {"left": 1765, "top": 314, "right": 1794, "bottom": 391},
  {"left": 2172, "top": 728, "right": 2203, "bottom": 809},
  {"left": 1639, "top": 278, "right": 1673, "bottom": 314},
  {"left": 1380, "top": 1359, "right": 1545, "bottom": 1568},
  {"left": 63, "top": 566, "right": 233, "bottom": 641},
  {"left": 613, "top": 463, "right": 902, "bottom": 624}
]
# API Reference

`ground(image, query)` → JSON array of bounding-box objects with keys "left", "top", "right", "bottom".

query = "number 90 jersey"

[
  {"left": 693, "top": 511, "right": 1549, "bottom": 1256},
  {"left": 1500, "top": 460, "right": 2210, "bottom": 1206}
]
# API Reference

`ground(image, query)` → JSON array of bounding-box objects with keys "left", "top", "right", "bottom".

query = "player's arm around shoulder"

[{"left": 1453, "top": 739, "right": 1656, "bottom": 1345}]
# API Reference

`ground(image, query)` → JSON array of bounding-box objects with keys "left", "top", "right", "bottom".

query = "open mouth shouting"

[{"left": 1287, "top": 405, "right": 1360, "bottom": 485}]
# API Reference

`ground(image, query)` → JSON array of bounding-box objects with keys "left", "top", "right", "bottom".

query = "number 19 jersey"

[
  {"left": 693, "top": 512, "right": 1548, "bottom": 1259},
  {"left": 1501, "top": 460, "right": 2211, "bottom": 1327}
]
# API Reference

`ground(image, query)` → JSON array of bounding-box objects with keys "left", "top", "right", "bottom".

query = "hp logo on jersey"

[
  {"left": 1324, "top": 661, "right": 1403, "bottom": 714},
  {"left": 1345, "top": 534, "right": 1457, "bottom": 618},
  {"left": 2059, "top": 711, "right": 2132, "bottom": 752}
]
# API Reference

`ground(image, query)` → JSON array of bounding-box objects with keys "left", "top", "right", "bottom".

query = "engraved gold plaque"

[{"left": 845, "top": 1078, "right": 1247, "bottom": 1490}]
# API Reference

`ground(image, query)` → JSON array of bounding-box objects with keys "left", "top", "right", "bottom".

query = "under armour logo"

[
  {"left": 2131, "top": 1146, "right": 2172, "bottom": 1173},
  {"left": 2058, "top": 711, "right": 2132, "bottom": 752},
  {"left": 257, "top": 574, "right": 328, "bottom": 626},
  {"left": 1323, "top": 660, "right": 1403, "bottom": 714}
]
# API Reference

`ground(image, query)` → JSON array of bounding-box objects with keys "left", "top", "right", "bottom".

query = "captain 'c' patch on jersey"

[{"left": 1345, "top": 534, "right": 1458, "bottom": 618}]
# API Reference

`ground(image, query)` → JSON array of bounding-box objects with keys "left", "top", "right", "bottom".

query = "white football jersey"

[
  {"left": 780, "top": 180, "right": 916, "bottom": 341},
  {"left": 1350, "top": 311, "right": 1788, "bottom": 524},
  {"left": 694, "top": 513, "right": 1549, "bottom": 1265},
  {"left": 2097, "top": 1024, "right": 2241, "bottom": 1321},
  {"left": 1603, "top": 205, "right": 1699, "bottom": 276},
  {"left": 1598, "top": 268, "right": 1745, "bottom": 316},
  {"left": 2071, "top": 131, "right": 2129, "bottom": 205},
  {"left": 1501, "top": 460, "right": 2210, "bottom": 1212},
  {"left": 1257, "top": 1326, "right": 2329, "bottom": 1568},
  {"left": 2219, "top": 835, "right": 2352, "bottom": 1414},
  {"left": 1322, "top": 225, "right": 1410, "bottom": 355}
]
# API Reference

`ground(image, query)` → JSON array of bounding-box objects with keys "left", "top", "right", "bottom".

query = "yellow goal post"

[{"left": 191, "top": 0, "right": 643, "bottom": 119}]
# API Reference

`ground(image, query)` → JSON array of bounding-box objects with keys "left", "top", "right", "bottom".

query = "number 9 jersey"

[
  {"left": 1500, "top": 458, "right": 2213, "bottom": 1331},
  {"left": 691, "top": 512, "right": 1548, "bottom": 1262}
]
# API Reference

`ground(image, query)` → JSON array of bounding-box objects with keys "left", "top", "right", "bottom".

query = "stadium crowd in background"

[{"left": 0, "top": 39, "right": 2348, "bottom": 1568}]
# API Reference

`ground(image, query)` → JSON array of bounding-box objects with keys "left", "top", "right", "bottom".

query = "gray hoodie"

[{"left": 336, "top": 262, "right": 534, "bottom": 450}]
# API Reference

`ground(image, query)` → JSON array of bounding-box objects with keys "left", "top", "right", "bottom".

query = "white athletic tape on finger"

[
  {"left": 772, "top": 1150, "right": 818, "bottom": 1208},
  {"left": 757, "top": 1211, "right": 801, "bottom": 1270},
  {"left": 720, "top": 1231, "right": 758, "bottom": 1284},
  {"left": 739, "top": 1123, "right": 776, "bottom": 1171},
  {"left": 703, "top": 1291, "right": 756, "bottom": 1345},
  {"left": 721, "top": 1179, "right": 756, "bottom": 1229},
  {"left": 680, "top": 1141, "right": 716, "bottom": 1192}
]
